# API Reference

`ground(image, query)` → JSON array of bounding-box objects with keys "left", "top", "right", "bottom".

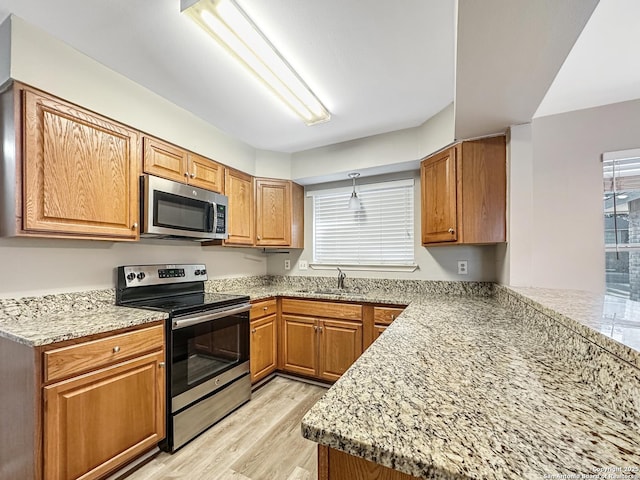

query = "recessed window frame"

[{"left": 307, "top": 178, "right": 417, "bottom": 272}]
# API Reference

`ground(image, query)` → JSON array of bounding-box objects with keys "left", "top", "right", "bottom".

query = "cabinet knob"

[
  {"left": 263, "top": 306, "right": 268, "bottom": 311},
  {"left": 159, "top": 362, "right": 165, "bottom": 368},
  {"left": 448, "top": 228, "right": 455, "bottom": 234},
  {"left": 318, "top": 326, "right": 323, "bottom": 333},
  {"left": 314, "top": 325, "right": 318, "bottom": 332},
  {"left": 251, "top": 328, "right": 256, "bottom": 334},
  {"left": 257, "top": 235, "right": 261, "bottom": 240},
  {"left": 132, "top": 222, "right": 138, "bottom": 230},
  {"left": 190, "top": 173, "right": 196, "bottom": 179},
  {"left": 391, "top": 314, "right": 396, "bottom": 320},
  {"left": 184, "top": 172, "right": 189, "bottom": 177},
  {"left": 113, "top": 346, "right": 120, "bottom": 353}
]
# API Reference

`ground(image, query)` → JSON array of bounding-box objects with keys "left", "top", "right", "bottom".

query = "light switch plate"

[{"left": 299, "top": 260, "right": 308, "bottom": 270}]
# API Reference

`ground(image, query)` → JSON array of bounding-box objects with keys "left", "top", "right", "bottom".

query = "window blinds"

[{"left": 312, "top": 181, "right": 414, "bottom": 265}]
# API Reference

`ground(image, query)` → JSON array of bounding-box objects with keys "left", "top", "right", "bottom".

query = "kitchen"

[{"left": 1, "top": 0, "right": 640, "bottom": 479}]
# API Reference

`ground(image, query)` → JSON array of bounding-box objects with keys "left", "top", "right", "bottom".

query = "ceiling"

[
  {"left": 0, "top": 0, "right": 455, "bottom": 153},
  {"left": 535, "top": 0, "right": 640, "bottom": 118},
  {"left": 0, "top": 1, "right": 637, "bottom": 156}
]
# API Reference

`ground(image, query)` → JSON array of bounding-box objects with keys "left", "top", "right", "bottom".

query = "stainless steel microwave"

[{"left": 140, "top": 175, "right": 228, "bottom": 240}]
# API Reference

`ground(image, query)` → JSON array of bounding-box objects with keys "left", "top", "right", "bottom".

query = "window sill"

[{"left": 309, "top": 263, "right": 419, "bottom": 273}]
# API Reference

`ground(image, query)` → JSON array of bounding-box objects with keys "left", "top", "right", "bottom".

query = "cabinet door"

[
  {"left": 282, "top": 315, "right": 317, "bottom": 377},
  {"left": 255, "top": 178, "right": 291, "bottom": 246},
  {"left": 44, "top": 351, "right": 165, "bottom": 480},
  {"left": 23, "top": 89, "right": 140, "bottom": 240},
  {"left": 188, "top": 153, "right": 224, "bottom": 193},
  {"left": 250, "top": 314, "right": 277, "bottom": 383},
  {"left": 374, "top": 325, "right": 387, "bottom": 339},
  {"left": 318, "top": 319, "right": 363, "bottom": 383},
  {"left": 143, "top": 136, "right": 188, "bottom": 184},
  {"left": 421, "top": 146, "right": 458, "bottom": 244},
  {"left": 224, "top": 168, "right": 255, "bottom": 245}
]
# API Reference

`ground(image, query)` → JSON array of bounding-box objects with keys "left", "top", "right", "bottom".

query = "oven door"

[{"left": 170, "top": 304, "right": 250, "bottom": 411}]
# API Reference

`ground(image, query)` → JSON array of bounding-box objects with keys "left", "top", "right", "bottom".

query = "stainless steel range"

[{"left": 116, "top": 264, "right": 251, "bottom": 452}]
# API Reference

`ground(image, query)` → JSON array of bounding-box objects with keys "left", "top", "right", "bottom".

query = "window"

[
  {"left": 310, "top": 179, "right": 415, "bottom": 268},
  {"left": 603, "top": 149, "right": 640, "bottom": 299}
]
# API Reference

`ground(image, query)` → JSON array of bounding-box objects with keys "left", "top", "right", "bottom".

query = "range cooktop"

[{"left": 115, "top": 264, "right": 249, "bottom": 316}]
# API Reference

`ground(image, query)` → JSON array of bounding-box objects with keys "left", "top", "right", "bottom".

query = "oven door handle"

[{"left": 172, "top": 303, "right": 251, "bottom": 330}]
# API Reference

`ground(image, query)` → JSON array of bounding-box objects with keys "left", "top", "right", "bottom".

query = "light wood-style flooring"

[{"left": 126, "top": 376, "right": 327, "bottom": 480}]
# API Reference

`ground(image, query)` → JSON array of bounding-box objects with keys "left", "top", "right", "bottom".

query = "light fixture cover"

[
  {"left": 181, "top": 0, "right": 330, "bottom": 126},
  {"left": 348, "top": 172, "right": 361, "bottom": 210}
]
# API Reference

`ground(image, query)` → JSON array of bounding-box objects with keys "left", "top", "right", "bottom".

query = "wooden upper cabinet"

[
  {"left": 255, "top": 178, "right": 304, "bottom": 248},
  {"left": 225, "top": 167, "right": 255, "bottom": 246},
  {"left": 143, "top": 136, "right": 224, "bottom": 193},
  {"left": 188, "top": 152, "right": 224, "bottom": 193},
  {"left": 22, "top": 87, "right": 141, "bottom": 240},
  {"left": 255, "top": 178, "right": 291, "bottom": 246},
  {"left": 142, "top": 136, "right": 187, "bottom": 184},
  {"left": 421, "top": 136, "right": 506, "bottom": 246},
  {"left": 421, "top": 146, "right": 458, "bottom": 244},
  {"left": 459, "top": 137, "right": 506, "bottom": 244}
]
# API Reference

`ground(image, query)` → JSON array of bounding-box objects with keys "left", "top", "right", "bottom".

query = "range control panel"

[{"left": 120, "top": 264, "right": 208, "bottom": 287}]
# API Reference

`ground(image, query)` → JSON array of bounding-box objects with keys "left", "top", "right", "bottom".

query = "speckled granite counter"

[
  {"left": 497, "top": 286, "right": 640, "bottom": 370},
  {"left": 301, "top": 288, "right": 640, "bottom": 479},
  {"left": 0, "top": 289, "right": 167, "bottom": 346}
]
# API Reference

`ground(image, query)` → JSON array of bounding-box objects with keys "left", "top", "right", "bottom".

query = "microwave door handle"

[
  {"left": 172, "top": 304, "right": 251, "bottom": 330},
  {"left": 211, "top": 202, "right": 218, "bottom": 235}
]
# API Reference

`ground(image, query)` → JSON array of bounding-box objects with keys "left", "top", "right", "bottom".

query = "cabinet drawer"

[
  {"left": 373, "top": 306, "right": 405, "bottom": 326},
  {"left": 282, "top": 299, "right": 362, "bottom": 321},
  {"left": 250, "top": 299, "right": 277, "bottom": 320},
  {"left": 44, "top": 324, "right": 164, "bottom": 383}
]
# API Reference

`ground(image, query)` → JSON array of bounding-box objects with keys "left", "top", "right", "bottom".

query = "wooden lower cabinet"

[
  {"left": 364, "top": 305, "right": 406, "bottom": 349},
  {"left": 318, "top": 319, "right": 363, "bottom": 382},
  {"left": 318, "top": 445, "right": 421, "bottom": 480},
  {"left": 374, "top": 325, "right": 388, "bottom": 339},
  {"left": 281, "top": 299, "right": 363, "bottom": 382},
  {"left": 44, "top": 351, "right": 165, "bottom": 480},
  {"left": 41, "top": 323, "right": 165, "bottom": 480},
  {"left": 282, "top": 315, "right": 318, "bottom": 377},
  {"left": 250, "top": 299, "right": 278, "bottom": 383}
]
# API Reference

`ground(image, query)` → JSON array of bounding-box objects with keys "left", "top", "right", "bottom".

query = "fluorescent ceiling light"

[{"left": 181, "top": 0, "right": 330, "bottom": 126}]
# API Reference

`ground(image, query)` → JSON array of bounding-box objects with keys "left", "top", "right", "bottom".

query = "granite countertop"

[
  {"left": 502, "top": 286, "right": 640, "bottom": 370},
  {"left": 301, "top": 294, "right": 640, "bottom": 479},
  {"left": 2, "top": 276, "right": 640, "bottom": 480},
  {"left": 0, "top": 290, "right": 167, "bottom": 346}
]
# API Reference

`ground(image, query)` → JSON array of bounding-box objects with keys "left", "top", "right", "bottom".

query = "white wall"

[
  {"left": 0, "top": 17, "right": 10, "bottom": 86},
  {"left": 267, "top": 170, "right": 497, "bottom": 282},
  {"left": 254, "top": 150, "right": 292, "bottom": 179},
  {"left": 500, "top": 98, "right": 640, "bottom": 293},
  {"left": 290, "top": 104, "right": 454, "bottom": 185},
  {"left": 496, "top": 124, "right": 533, "bottom": 286},
  {"left": 0, "top": 238, "right": 267, "bottom": 299}
]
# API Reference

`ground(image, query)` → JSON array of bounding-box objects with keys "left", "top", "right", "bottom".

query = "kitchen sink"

[{"left": 296, "top": 288, "right": 363, "bottom": 296}]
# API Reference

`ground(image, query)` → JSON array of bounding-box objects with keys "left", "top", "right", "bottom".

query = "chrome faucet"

[{"left": 337, "top": 268, "right": 346, "bottom": 290}]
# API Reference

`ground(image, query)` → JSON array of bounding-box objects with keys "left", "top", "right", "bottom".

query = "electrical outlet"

[
  {"left": 284, "top": 259, "right": 291, "bottom": 270},
  {"left": 457, "top": 260, "right": 468, "bottom": 275},
  {"left": 299, "top": 260, "right": 308, "bottom": 270}
]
